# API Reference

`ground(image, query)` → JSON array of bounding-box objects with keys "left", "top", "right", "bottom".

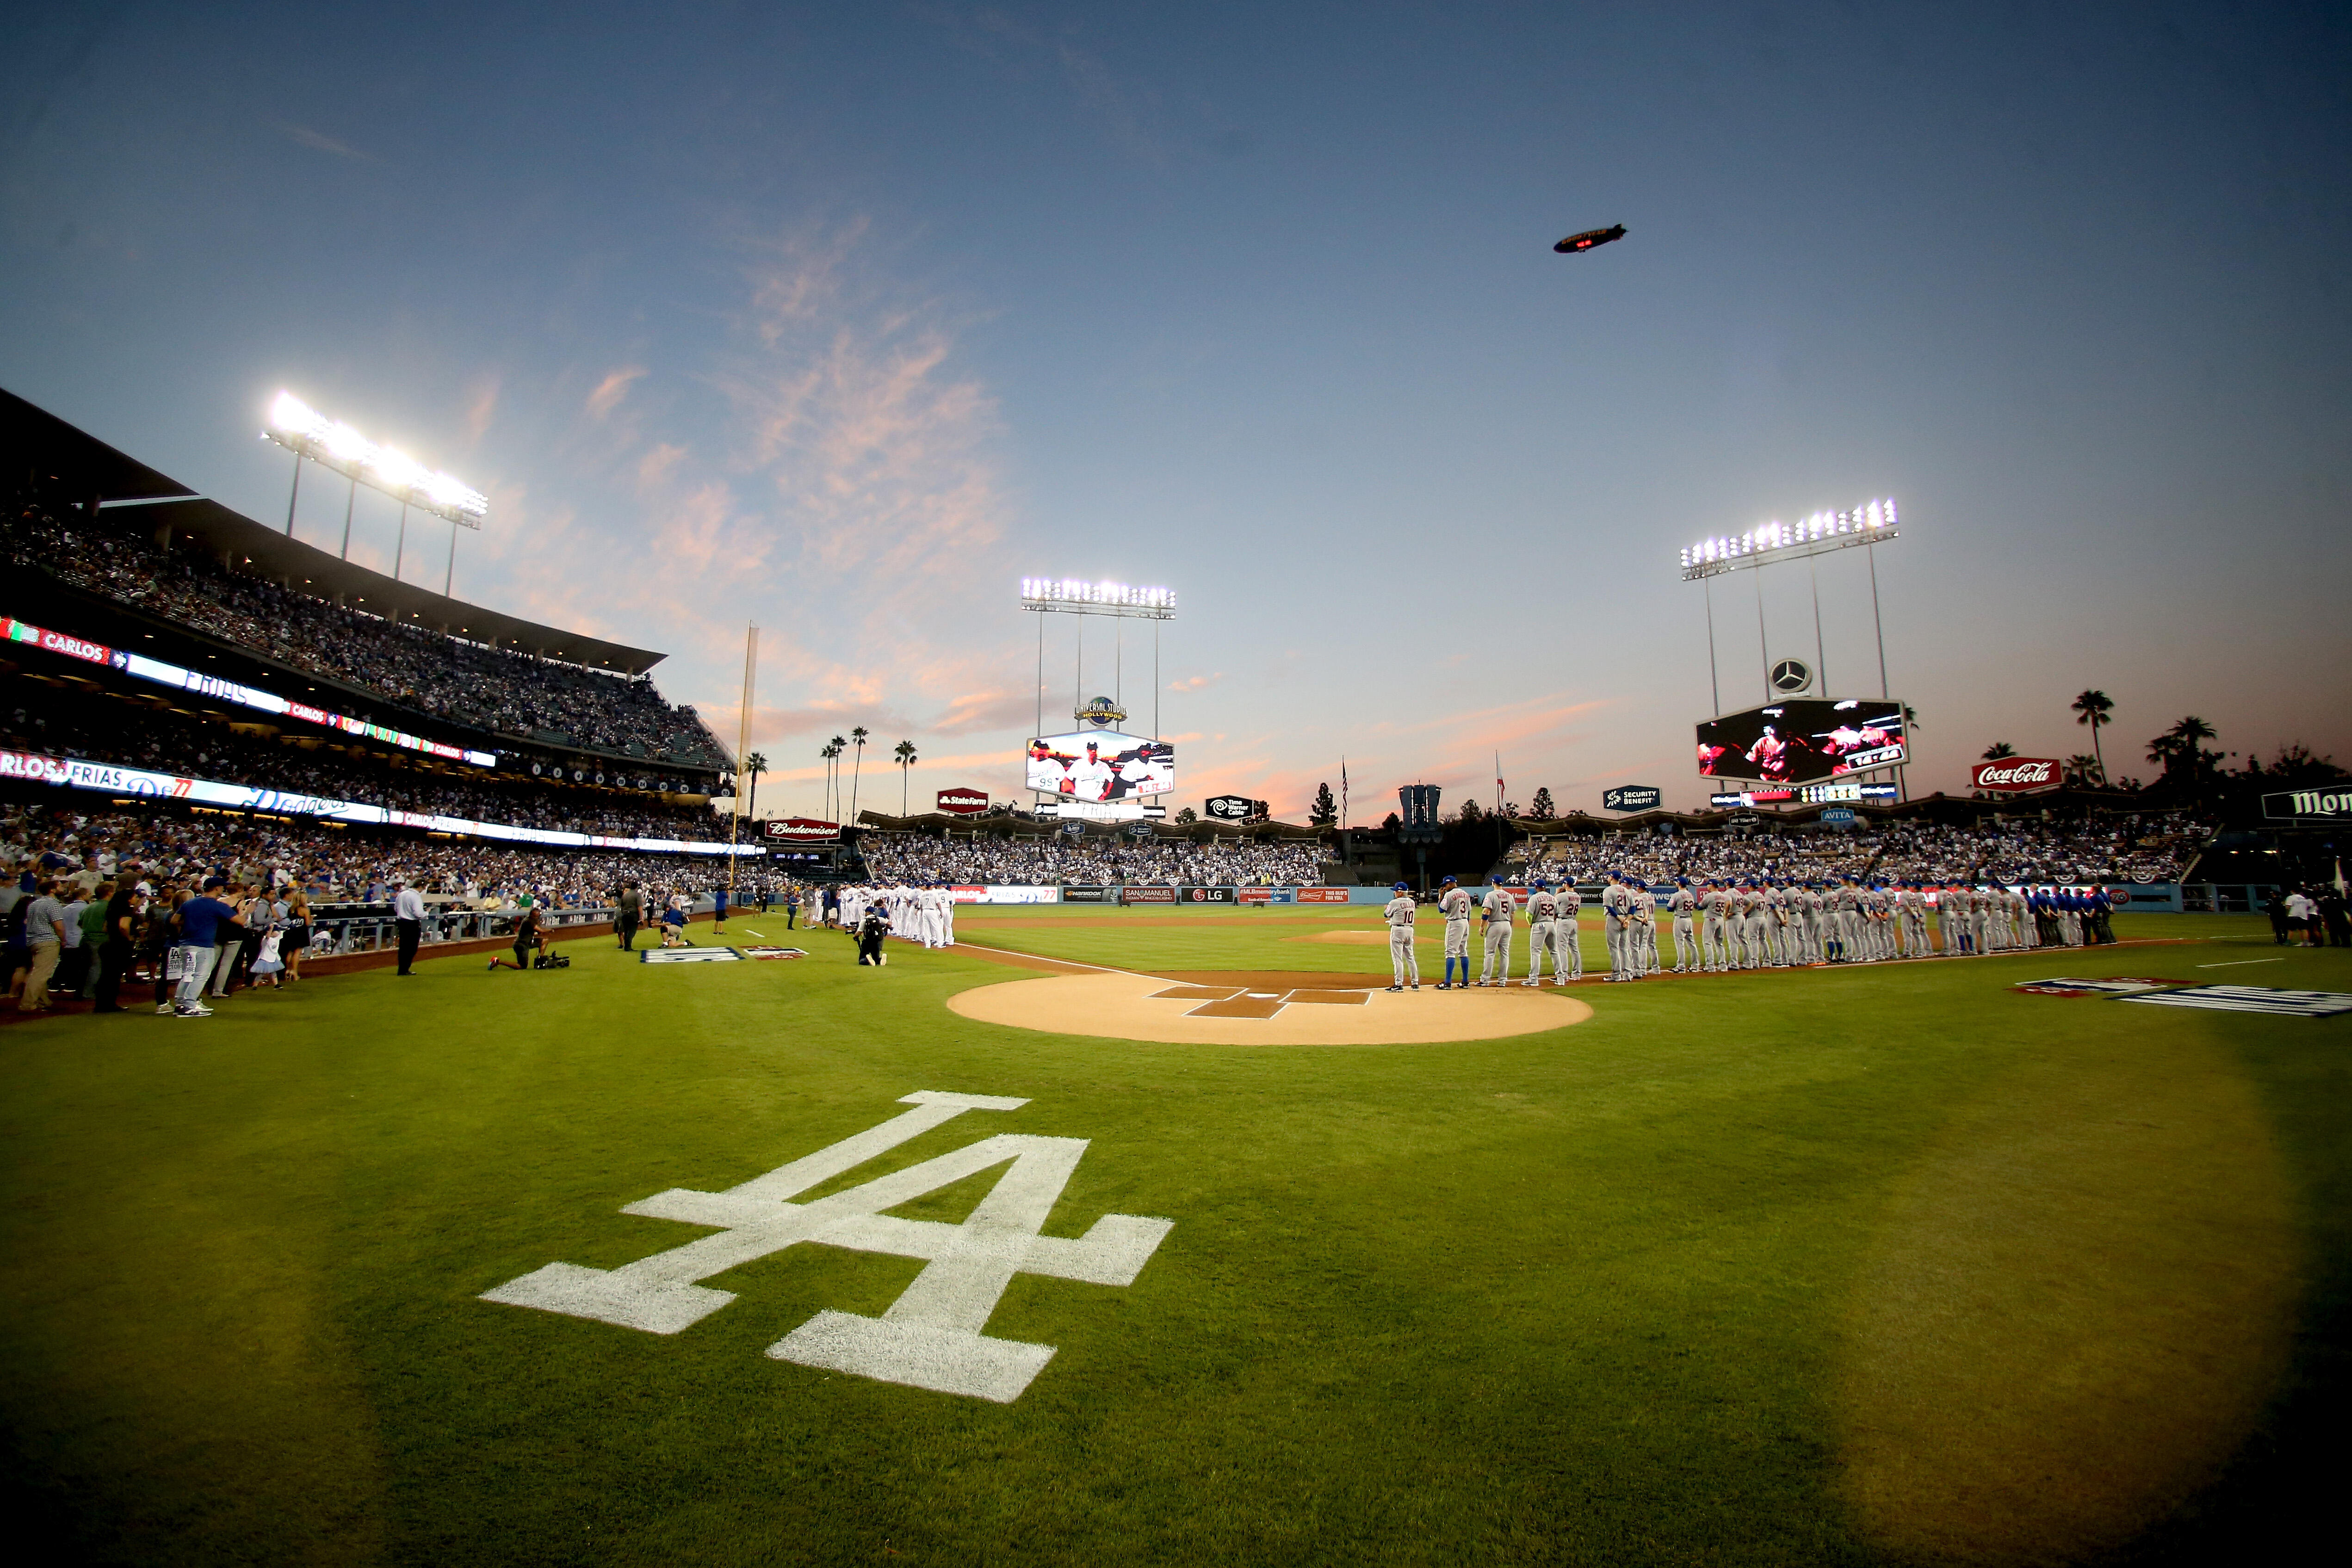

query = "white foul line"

[{"left": 2197, "top": 957, "right": 2288, "bottom": 968}]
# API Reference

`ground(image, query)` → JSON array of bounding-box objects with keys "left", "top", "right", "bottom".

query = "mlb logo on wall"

[
  {"left": 641, "top": 948, "right": 743, "bottom": 964},
  {"left": 2120, "top": 985, "right": 2352, "bottom": 1018}
]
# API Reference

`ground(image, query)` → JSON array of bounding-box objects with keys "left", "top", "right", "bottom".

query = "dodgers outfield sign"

[{"left": 480, "top": 1091, "right": 1173, "bottom": 1403}]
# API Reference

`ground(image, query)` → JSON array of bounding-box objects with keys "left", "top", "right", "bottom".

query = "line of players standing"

[
  {"left": 831, "top": 883, "right": 959, "bottom": 966},
  {"left": 1383, "top": 874, "right": 2117, "bottom": 990}
]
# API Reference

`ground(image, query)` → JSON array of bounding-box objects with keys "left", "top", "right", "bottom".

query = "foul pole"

[{"left": 728, "top": 623, "right": 759, "bottom": 902}]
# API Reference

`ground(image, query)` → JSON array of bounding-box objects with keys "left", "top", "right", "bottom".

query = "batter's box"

[
  {"left": 1282, "top": 990, "right": 1368, "bottom": 1005},
  {"left": 1185, "top": 997, "right": 1286, "bottom": 1019},
  {"left": 1152, "top": 985, "right": 1242, "bottom": 1001}
]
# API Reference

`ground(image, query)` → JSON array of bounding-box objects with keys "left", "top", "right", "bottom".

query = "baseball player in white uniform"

[
  {"left": 1382, "top": 881, "right": 1420, "bottom": 990},
  {"left": 1437, "top": 876, "right": 1473, "bottom": 990},
  {"left": 1701, "top": 880, "right": 1733, "bottom": 973},
  {"left": 1523, "top": 881, "right": 1559, "bottom": 985},
  {"left": 1549, "top": 880, "right": 1583, "bottom": 980},
  {"left": 1632, "top": 882, "right": 1660, "bottom": 975},
  {"left": 1479, "top": 880, "right": 1516, "bottom": 985}
]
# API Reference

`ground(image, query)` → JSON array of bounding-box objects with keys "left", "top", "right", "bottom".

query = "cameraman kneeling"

[{"left": 489, "top": 901, "right": 543, "bottom": 972}]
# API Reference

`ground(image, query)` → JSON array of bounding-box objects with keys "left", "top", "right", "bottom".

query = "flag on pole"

[{"left": 1495, "top": 753, "right": 1504, "bottom": 814}]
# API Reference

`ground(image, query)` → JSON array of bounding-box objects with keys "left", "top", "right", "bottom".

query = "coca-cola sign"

[
  {"left": 1971, "top": 757, "right": 2061, "bottom": 793},
  {"left": 935, "top": 787, "right": 989, "bottom": 815},
  {"left": 762, "top": 817, "right": 841, "bottom": 843}
]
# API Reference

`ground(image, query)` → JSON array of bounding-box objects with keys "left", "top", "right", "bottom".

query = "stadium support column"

[
  {"left": 393, "top": 501, "right": 407, "bottom": 582},
  {"left": 284, "top": 440, "right": 304, "bottom": 536},
  {"left": 1703, "top": 576, "right": 1720, "bottom": 716},
  {"left": 445, "top": 517, "right": 459, "bottom": 597},
  {"left": 1753, "top": 571, "right": 1769, "bottom": 702},
  {"left": 1868, "top": 539, "right": 1888, "bottom": 699},
  {"left": 340, "top": 472, "right": 358, "bottom": 560},
  {"left": 1809, "top": 552, "right": 1827, "bottom": 694}
]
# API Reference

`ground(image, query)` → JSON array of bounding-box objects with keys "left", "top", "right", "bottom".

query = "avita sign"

[{"left": 1970, "top": 757, "right": 2060, "bottom": 793}]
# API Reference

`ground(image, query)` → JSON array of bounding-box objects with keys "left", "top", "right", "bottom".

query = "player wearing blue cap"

[
  {"left": 1436, "top": 875, "right": 1472, "bottom": 989},
  {"left": 1700, "top": 878, "right": 1732, "bottom": 973},
  {"left": 1665, "top": 877, "right": 1698, "bottom": 973},
  {"left": 1381, "top": 881, "right": 1420, "bottom": 991},
  {"left": 1550, "top": 877, "right": 1583, "bottom": 981},
  {"left": 1601, "top": 871, "right": 1635, "bottom": 980},
  {"left": 1479, "top": 877, "right": 1517, "bottom": 985},
  {"left": 1521, "top": 880, "right": 1559, "bottom": 985}
]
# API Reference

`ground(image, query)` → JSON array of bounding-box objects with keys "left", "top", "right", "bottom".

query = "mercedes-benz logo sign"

[{"left": 1769, "top": 658, "right": 1811, "bottom": 695}]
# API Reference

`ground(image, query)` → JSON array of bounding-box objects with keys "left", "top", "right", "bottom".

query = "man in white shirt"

[
  {"left": 393, "top": 880, "right": 426, "bottom": 975},
  {"left": 1381, "top": 882, "right": 1419, "bottom": 991}
]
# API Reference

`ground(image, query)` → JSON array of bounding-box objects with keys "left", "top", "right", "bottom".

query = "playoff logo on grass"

[
  {"left": 2013, "top": 977, "right": 2179, "bottom": 997},
  {"left": 481, "top": 1091, "right": 1173, "bottom": 1403},
  {"left": 639, "top": 948, "right": 743, "bottom": 963},
  {"left": 740, "top": 947, "right": 809, "bottom": 961}
]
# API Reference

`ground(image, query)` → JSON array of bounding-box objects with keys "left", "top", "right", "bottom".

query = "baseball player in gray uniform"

[
  {"left": 1667, "top": 879, "right": 1698, "bottom": 972},
  {"left": 1382, "top": 881, "right": 1420, "bottom": 991},
  {"left": 1700, "top": 879, "right": 1732, "bottom": 973},
  {"left": 1550, "top": 880, "right": 1583, "bottom": 980},
  {"left": 1601, "top": 872, "right": 1634, "bottom": 980},
  {"left": 1630, "top": 882, "right": 1659, "bottom": 975},
  {"left": 1437, "top": 875, "right": 1473, "bottom": 989},
  {"left": 1479, "top": 880, "right": 1516, "bottom": 985},
  {"left": 1522, "top": 881, "right": 1559, "bottom": 985}
]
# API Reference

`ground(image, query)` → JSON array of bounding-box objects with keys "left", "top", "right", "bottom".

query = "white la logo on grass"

[{"left": 480, "top": 1091, "right": 1172, "bottom": 1402}]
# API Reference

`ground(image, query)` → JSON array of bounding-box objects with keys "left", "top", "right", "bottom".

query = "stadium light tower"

[
  {"left": 1677, "top": 498, "right": 1900, "bottom": 713},
  {"left": 263, "top": 391, "right": 489, "bottom": 596},
  {"left": 1019, "top": 578, "right": 1177, "bottom": 742}
]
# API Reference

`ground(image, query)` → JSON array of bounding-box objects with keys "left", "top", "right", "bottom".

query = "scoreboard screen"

[{"left": 1696, "top": 700, "right": 1907, "bottom": 786}]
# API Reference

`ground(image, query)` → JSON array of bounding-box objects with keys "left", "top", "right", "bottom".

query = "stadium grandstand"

[{"left": 4, "top": 390, "right": 748, "bottom": 886}]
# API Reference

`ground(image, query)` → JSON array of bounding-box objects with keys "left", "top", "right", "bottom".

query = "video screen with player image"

[
  {"left": 1025, "top": 731, "right": 1176, "bottom": 801},
  {"left": 1696, "top": 699, "right": 1907, "bottom": 785}
]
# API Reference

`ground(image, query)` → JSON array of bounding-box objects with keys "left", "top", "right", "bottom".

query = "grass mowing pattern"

[{"left": 0, "top": 912, "right": 2346, "bottom": 1565}]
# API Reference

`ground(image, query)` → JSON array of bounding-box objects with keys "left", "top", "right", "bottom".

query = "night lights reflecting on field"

[
  {"left": 264, "top": 390, "right": 489, "bottom": 521},
  {"left": 1020, "top": 578, "right": 1177, "bottom": 611},
  {"left": 1679, "top": 497, "right": 1898, "bottom": 576}
]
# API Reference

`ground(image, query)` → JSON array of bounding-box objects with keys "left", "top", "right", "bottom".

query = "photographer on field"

[{"left": 489, "top": 899, "right": 544, "bottom": 972}]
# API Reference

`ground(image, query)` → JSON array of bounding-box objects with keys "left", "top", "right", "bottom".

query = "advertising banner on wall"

[
  {"left": 1060, "top": 884, "right": 1111, "bottom": 902},
  {"left": 1120, "top": 885, "right": 1178, "bottom": 905},
  {"left": 1026, "top": 731, "right": 1173, "bottom": 801},
  {"left": 1603, "top": 785, "right": 1663, "bottom": 812},
  {"left": 1236, "top": 888, "right": 1297, "bottom": 905},
  {"left": 1177, "top": 886, "right": 1238, "bottom": 904},
  {"left": 1294, "top": 887, "right": 1350, "bottom": 904},
  {"left": 935, "top": 787, "right": 989, "bottom": 814},
  {"left": 1696, "top": 699, "right": 1908, "bottom": 785},
  {"left": 764, "top": 818, "right": 841, "bottom": 843},
  {"left": 2263, "top": 787, "right": 2352, "bottom": 822},
  {"left": 948, "top": 885, "right": 1060, "bottom": 904},
  {"left": 1970, "top": 758, "right": 2061, "bottom": 793},
  {"left": 3, "top": 615, "right": 499, "bottom": 769}
]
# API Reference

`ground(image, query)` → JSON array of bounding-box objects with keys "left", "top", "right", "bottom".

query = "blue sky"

[{"left": 5, "top": 2, "right": 2348, "bottom": 820}]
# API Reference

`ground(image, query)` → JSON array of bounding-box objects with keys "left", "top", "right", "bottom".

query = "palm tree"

[
  {"left": 894, "top": 739, "right": 918, "bottom": 816},
  {"left": 2063, "top": 753, "right": 2105, "bottom": 787},
  {"left": 848, "top": 726, "right": 869, "bottom": 822},
  {"left": 1982, "top": 742, "right": 2017, "bottom": 760},
  {"left": 2070, "top": 689, "right": 2114, "bottom": 779},
  {"left": 741, "top": 751, "right": 768, "bottom": 820},
  {"left": 823, "top": 737, "right": 846, "bottom": 820}
]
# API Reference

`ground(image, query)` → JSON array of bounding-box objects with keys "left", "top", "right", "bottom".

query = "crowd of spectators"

[
  {"left": 1504, "top": 813, "right": 2207, "bottom": 886},
  {"left": 7, "top": 494, "right": 724, "bottom": 768},
  {"left": 859, "top": 830, "right": 1329, "bottom": 887},
  {"left": 5, "top": 692, "right": 723, "bottom": 842},
  {"left": 1, "top": 802, "right": 742, "bottom": 919}
]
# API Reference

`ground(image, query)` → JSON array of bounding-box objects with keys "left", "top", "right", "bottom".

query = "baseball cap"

[
  {"left": 1441, "top": 874, "right": 1457, "bottom": 885},
  {"left": 1393, "top": 881, "right": 1410, "bottom": 892}
]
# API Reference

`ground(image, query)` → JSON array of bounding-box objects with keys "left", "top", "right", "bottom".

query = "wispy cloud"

[
  {"left": 1168, "top": 671, "right": 1222, "bottom": 692},
  {"left": 277, "top": 122, "right": 372, "bottom": 161},
  {"left": 586, "top": 365, "right": 646, "bottom": 421}
]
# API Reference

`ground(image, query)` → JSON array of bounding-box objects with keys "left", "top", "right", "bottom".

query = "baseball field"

[{"left": 3, "top": 905, "right": 2346, "bottom": 1566}]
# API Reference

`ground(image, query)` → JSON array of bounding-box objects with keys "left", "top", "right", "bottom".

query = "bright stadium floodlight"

[
  {"left": 1678, "top": 497, "right": 1897, "bottom": 581},
  {"left": 1019, "top": 578, "right": 1176, "bottom": 618},
  {"left": 263, "top": 389, "right": 488, "bottom": 595}
]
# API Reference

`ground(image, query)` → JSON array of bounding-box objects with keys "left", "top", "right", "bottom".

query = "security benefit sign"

[
  {"left": 481, "top": 1091, "right": 1173, "bottom": 1403},
  {"left": 1603, "top": 785, "right": 1661, "bottom": 812}
]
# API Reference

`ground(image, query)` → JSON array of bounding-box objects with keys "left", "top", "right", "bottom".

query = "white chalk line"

[{"left": 2197, "top": 957, "right": 2288, "bottom": 969}]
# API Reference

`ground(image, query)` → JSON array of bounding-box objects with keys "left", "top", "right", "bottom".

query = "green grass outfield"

[{"left": 3, "top": 908, "right": 2347, "bottom": 1566}]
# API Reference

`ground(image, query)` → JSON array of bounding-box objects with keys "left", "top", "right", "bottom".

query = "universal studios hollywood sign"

[{"left": 2265, "top": 788, "right": 2352, "bottom": 823}]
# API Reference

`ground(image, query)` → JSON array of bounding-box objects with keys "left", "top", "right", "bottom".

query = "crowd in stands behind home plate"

[
  {"left": 859, "top": 830, "right": 1326, "bottom": 887},
  {"left": 4, "top": 699, "right": 720, "bottom": 842},
  {"left": 6, "top": 494, "right": 724, "bottom": 769},
  {"left": 1504, "top": 812, "right": 2206, "bottom": 887}
]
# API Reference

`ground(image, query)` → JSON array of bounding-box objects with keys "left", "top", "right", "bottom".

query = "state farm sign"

[
  {"left": 763, "top": 817, "right": 841, "bottom": 843},
  {"left": 1970, "top": 757, "right": 2061, "bottom": 793},
  {"left": 935, "top": 787, "right": 989, "bottom": 815}
]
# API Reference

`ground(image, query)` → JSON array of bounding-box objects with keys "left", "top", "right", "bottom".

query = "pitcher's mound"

[
  {"left": 947, "top": 969, "right": 1591, "bottom": 1046},
  {"left": 1285, "top": 930, "right": 1391, "bottom": 945}
]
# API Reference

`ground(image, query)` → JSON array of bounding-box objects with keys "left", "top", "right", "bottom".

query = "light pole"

[{"left": 260, "top": 391, "right": 486, "bottom": 591}]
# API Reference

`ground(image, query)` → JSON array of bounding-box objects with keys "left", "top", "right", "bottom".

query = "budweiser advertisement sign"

[
  {"left": 1971, "top": 757, "right": 2061, "bottom": 793},
  {"left": 763, "top": 817, "right": 841, "bottom": 843},
  {"left": 935, "top": 787, "right": 989, "bottom": 815}
]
